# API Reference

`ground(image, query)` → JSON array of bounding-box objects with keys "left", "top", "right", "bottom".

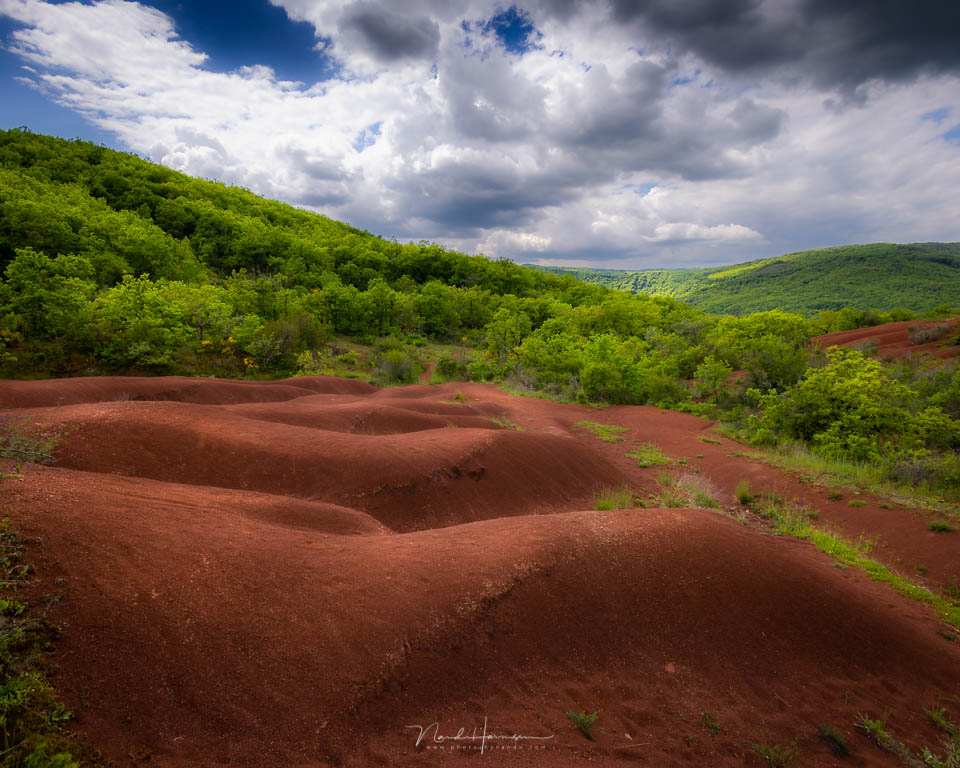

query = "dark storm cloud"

[
  {"left": 555, "top": 0, "right": 960, "bottom": 95},
  {"left": 338, "top": 1, "right": 440, "bottom": 62},
  {"left": 801, "top": 0, "right": 960, "bottom": 91},
  {"left": 388, "top": 159, "right": 585, "bottom": 232}
]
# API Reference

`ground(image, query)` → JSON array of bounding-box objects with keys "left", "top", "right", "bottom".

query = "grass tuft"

[
  {"left": 699, "top": 711, "right": 722, "bottom": 736},
  {"left": 626, "top": 443, "right": 671, "bottom": 467},
  {"left": 750, "top": 733, "right": 798, "bottom": 767},
  {"left": 594, "top": 486, "right": 636, "bottom": 511},
  {"left": 734, "top": 479, "right": 754, "bottom": 505},
  {"left": 574, "top": 421, "right": 628, "bottom": 443},
  {"left": 929, "top": 520, "right": 954, "bottom": 533},
  {"left": 677, "top": 474, "right": 720, "bottom": 509},
  {"left": 489, "top": 414, "right": 522, "bottom": 430},
  {"left": 817, "top": 724, "right": 850, "bottom": 757},
  {"left": 566, "top": 710, "right": 599, "bottom": 741}
]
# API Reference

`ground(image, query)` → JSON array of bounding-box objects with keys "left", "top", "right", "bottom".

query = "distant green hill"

[{"left": 529, "top": 243, "right": 960, "bottom": 315}]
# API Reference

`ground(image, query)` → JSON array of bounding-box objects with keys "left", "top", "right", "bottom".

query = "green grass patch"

[
  {"left": 626, "top": 443, "right": 671, "bottom": 467},
  {"left": 489, "top": 414, "right": 522, "bottom": 430},
  {"left": 594, "top": 486, "right": 636, "bottom": 511},
  {"left": 697, "top": 435, "right": 722, "bottom": 445},
  {"left": 747, "top": 441, "right": 960, "bottom": 511},
  {"left": 575, "top": 421, "right": 629, "bottom": 443},
  {"left": 848, "top": 499, "right": 867, "bottom": 507},
  {"left": 929, "top": 520, "right": 954, "bottom": 533}
]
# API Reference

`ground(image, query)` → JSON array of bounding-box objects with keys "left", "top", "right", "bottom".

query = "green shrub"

[
  {"left": 749, "top": 347, "right": 959, "bottom": 462},
  {"left": 735, "top": 480, "right": 754, "bottom": 505},
  {"left": 371, "top": 338, "right": 423, "bottom": 386},
  {"left": 435, "top": 355, "right": 466, "bottom": 380},
  {"left": 929, "top": 521, "right": 954, "bottom": 533}
]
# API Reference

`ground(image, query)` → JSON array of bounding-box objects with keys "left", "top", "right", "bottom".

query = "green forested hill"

[{"left": 530, "top": 243, "right": 960, "bottom": 315}]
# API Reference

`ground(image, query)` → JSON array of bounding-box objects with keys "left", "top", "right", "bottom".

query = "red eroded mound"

[
  {"left": 813, "top": 318, "right": 959, "bottom": 358},
  {"left": 36, "top": 399, "right": 626, "bottom": 531},
  {"left": 0, "top": 374, "right": 374, "bottom": 408},
  {"left": 6, "top": 466, "right": 958, "bottom": 768},
  {"left": 0, "top": 374, "right": 957, "bottom": 768},
  {"left": 222, "top": 397, "right": 501, "bottom": 433}
]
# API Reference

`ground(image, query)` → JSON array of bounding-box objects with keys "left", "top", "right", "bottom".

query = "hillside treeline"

[
  {"left": 533, "top": 242, "right": 960, "bottom": 315},
  {"left": 1, "top": 128, "right": 957, "bottom": 495}
]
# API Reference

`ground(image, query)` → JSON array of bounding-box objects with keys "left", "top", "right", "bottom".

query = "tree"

[
  {"left": 362, "top": 278, "right": 398, "bottom": 336},
  {"left": 2, "top": 247, "right": 96, "bottom": 340},
  {"left": 485, "top": 308, "right": 531, "bottom": 366}
]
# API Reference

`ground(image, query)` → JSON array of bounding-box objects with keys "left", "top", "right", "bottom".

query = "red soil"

[
  {"left": 1, "top": 375, "right": 958, "bottom": 767},
  {"left": 812, "top": 319, "right": 959, "bottom": 359}
]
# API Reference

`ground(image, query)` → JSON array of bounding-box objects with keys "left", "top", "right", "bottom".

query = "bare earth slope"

[
  {"left": 1, "top": 376, "right": 958, "bottom": 767},
  {"left": 812, "top": 318, "right": 959, "bottom": 358}
]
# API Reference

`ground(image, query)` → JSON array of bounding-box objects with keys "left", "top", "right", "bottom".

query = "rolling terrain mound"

[
  {"left": 812, "top": 318, "right": 959, "bottom": 358},
  {"left": 221, "top": 397, "right": 505, "bottom": 433},
  {"left": 0, "top": 374, "right": 376, "bottom": 408},
  {"left": 0, "top": 376, "right": 958, "bottom": 767}
]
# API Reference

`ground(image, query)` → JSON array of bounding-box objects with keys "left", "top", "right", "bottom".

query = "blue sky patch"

[
  {"left": 353, "top": 122, "right": 382, "bottom": 153},
  {"left": 922, "top": 107, "right": 950, "bottom": 124},
  {"left": 944, "top": 123, "right": 960, "bottom": 145},
  {"left": 145, "top": 0, "right": 336, "bottom": 84},
  {"left": 483, "top": 6, "right": 541, "bottom": 55},
  {"left": 0, "top": 16, "right": 114, "bottom": 142}
]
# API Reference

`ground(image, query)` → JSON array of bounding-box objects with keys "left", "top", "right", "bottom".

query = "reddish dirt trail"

[{"left": 1, "top": 375, "right": 958, "bottom": 767}]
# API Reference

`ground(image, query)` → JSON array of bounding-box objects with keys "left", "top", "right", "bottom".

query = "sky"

[{"left": 0, "top": 0, "right": 958, "bottom": 269}]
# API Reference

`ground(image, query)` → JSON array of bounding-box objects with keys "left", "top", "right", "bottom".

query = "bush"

[
  {"left": 435, "top": 354, "right": 468, "bottom": 380},
  {"left": 371, "top": 337, "right": 422, "bottom": 386},
  {"left": 907, "top": 323, "right": 953, "bottom": 345},
  {"left": 466, "top": 358, "right": 497, "bottom": 381},
  {"left": 750, "top": 347, "right": 959, "bottom": 462}
]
